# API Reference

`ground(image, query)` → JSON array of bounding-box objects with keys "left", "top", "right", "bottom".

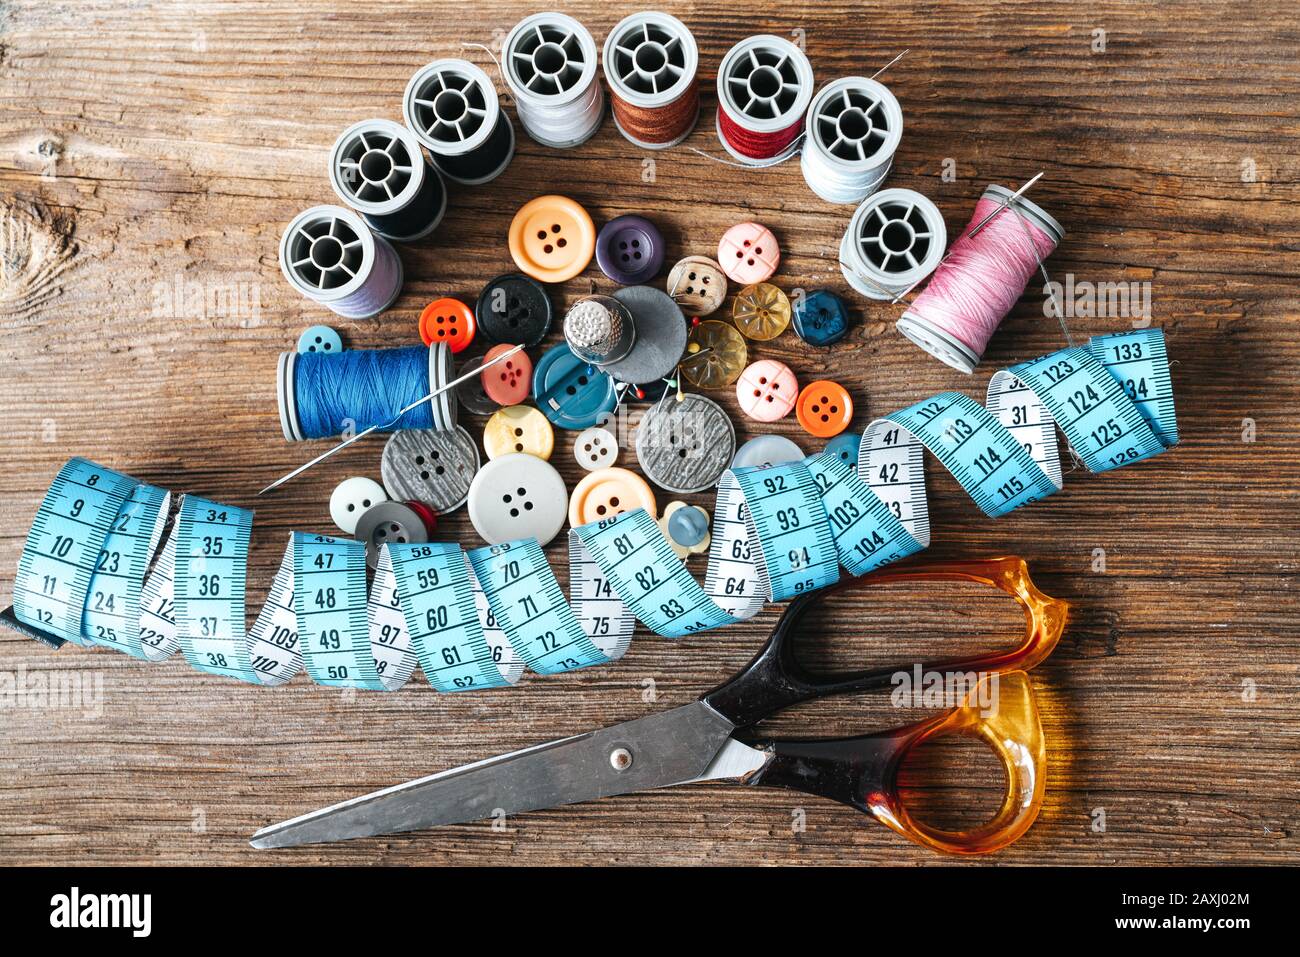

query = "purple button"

[{"left": 595, "top": 214, "right": 665, "bottom": 286}]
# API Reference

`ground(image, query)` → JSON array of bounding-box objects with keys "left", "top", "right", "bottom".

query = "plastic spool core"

[
  {"left": 802, "top": 76, "right": 903, "bottom": 203},
  {"left": 403, "top": 59, "right": 515, "bottom": 185},
  {"left": 279, "top": 204, "right": 401, "bottom": 319},
  {"left": 602, "top": 12, "right": 700, "bottom": 149},
  {"left": 715, "top": 35, "right": 814, "bottom": 164},
  {"left": 328, "top": 119, "right": 443, "bottom": 242},
  {"left": 839, "top": 188, "right": 946, "bottom": 302},
  {"left": 503, "top": 13, "right": 603, "bottom": 148}
]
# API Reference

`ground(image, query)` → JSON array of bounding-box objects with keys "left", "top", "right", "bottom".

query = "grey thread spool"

[
  {"left": 714, "top": 34, "right": 814, "bottom": 166},
  {"left": 564, "top": 295, "right": 636, "bottom": 366},
  {"left": 328, "top": 119, "right": 447, "bottom": 243},
  {"left": 601, "top": 11, "right": 700, "bottom": 149},
  {"left": 839, "top": 188, "right": 946, "bottom": 300},
  {"left": 278, "top": 204, "right": 403, "bottom": 319},
  {"left": 502, "top": 12, "right": 604, "bottom": 148},
  {"left": 801, "top": 76, "right": 903, "bottom": 204},
  {"left": 403, "top": 58, "right": 516, "bottom": 185}
]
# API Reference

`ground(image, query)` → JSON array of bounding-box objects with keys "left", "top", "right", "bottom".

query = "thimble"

[{"left": 564, "top": 295, "right": 636, "bottom": 366}]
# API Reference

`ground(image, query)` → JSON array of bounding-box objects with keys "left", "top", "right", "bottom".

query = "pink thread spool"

[{"left": 897, "top": 185, "right": 1065, "bottom": 374}]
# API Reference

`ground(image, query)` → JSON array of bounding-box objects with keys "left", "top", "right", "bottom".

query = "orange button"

[
  {"left": 796, "top": 380, "right": 854, "bottom": 438},
  {"left": 568, "top": 467, "right": 657, "bottom": 529},
  {"left": 419, "top": 297, "right": 477, "bottom": 353},
  {"left": 508, "top": 195, "right": 596, "bottom": 283}
]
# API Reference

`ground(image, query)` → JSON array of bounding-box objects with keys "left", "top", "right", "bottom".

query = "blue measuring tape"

[{"left": 6, "top": 329, "right": 1177, "bottom": 691}]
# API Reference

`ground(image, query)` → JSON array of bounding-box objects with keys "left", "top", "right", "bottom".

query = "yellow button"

[
  {"left": 483, "top": 405, "right": 554, "bottom": 461},
  {"left": 568, "top": 467, "right": 657, "bottom": 529},
  {"left": 508, "top": 195, "right": 596, "bottom": 283},
  {"left": 732, "top": 282, "right": 791, "bottom": 341},
  {"left": 682, "top": 319, "right": 748, "bottom": 389}
]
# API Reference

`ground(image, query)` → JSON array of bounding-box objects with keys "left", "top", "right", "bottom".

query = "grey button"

[
  {"left": 602, "top": 285, "right": 688, "bottom": 386},
  {"left": 635, "top": 393, "right": 736, "bottom": 493},
  {"left": 455, "top": 355, "right": 499, "bottom": 415},
  {"left": 731, "top": 434, "right": 805, "bottom": 469},
  {"left": 354, "top": 501, "right": 429, "bottom": 569},
  {"left": 381, "top": 426, "right": 480, "bottom": 513}
]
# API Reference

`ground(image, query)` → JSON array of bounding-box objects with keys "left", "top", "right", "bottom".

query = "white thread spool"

[
  {"left": 601, "top": 11, "right": 700, "bottom": 149},
  {"left": 403, "top": 59, "right": 516, "bottom": 185},
  {"left": 327, "top": 119, "right": 446, "bottom": 243},
  {"left": 714, "top": 35, "right": 814, "bottom": 166},
  {"left": 801, "top": 76, "right": 902, "bottom": 204},
  {"left": 839, "top": 188, "right": 946, "bottom": 301},
  {"left": 279, "top": 205, "right": 403, "bottom": 319},
  {"left": 502, "top": 12, "right": 604, "bottom": 149}
]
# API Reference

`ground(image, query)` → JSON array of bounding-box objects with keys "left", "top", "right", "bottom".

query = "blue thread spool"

[{"left": 276, "top": 343, "right": 457, "bottom": 441}]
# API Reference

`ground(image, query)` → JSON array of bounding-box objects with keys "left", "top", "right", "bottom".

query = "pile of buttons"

[{"left": 292, "top": 192, "right": 864, "bottom": 566}]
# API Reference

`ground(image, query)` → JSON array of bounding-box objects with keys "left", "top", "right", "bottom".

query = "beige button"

[
  {"left": 484, "top": 405, "right": 554, "bottom": 460},
  {"left": 666, "top": 256, "right": 728, "bottom": 316},
  {"left": 568, "top": 467, "right": 657, "bottom": 528}
]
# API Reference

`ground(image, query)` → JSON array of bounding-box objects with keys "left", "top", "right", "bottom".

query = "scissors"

[{"left": 252, "top": 556, "right": 1067, "bottom": 855}]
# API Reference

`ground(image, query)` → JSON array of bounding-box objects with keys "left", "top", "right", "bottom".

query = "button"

[
  {"left": 533, "top": 343, "right": 618, "bottom": 431},
  {"left": 635, "top": 392, "right": 735, "bottom": 493},
  {"left": 604, "top": 285, "right": 688, "bottom": 386},
  {"left": 419, "top": 297, "right": 476, "bottom": 353},
  {"left": 793, "top": 289, "right": 850, "bottom": 346},
  {"left": 796, "top": 380, "right": 855, "bottom": 438},
  {"left": 659, "top": 501, "right": 711, "bottom": 559},
  {"left": 595, "top": 214, "right": 665, "bottom": 285},
  {"left": 569, "top": 467, "right": 656, "bottom": 529},
  {"left": 297, "top": 324, "right": 342, "bottom": 355},
  {"left": 475, "top": 273, "right": 553, "bottom": 347},
  {"left": 355, "top": 501, "right": 429, "bottom": 569},
  {"left": 330, "top": 476, "right": 388, "bottom": 534},
  {"left": 481, "top": 342, "right": 532, "bottom": 406},
  {"left": 736, "top": 359, "right": 798, "bottom": 423},
  {"left": 732, "top": 282, "right": 791, "bottom": 341},
  {"left": 680, "top": 319, "right": 747, "bottom": 389},
  {"left": 575, "top": 426, "right": 618, "bottom": 470},
  {"left": 731, "top": 434, "right": 805, "bottom": 469},
  {"left": 468, "top": 453, "right": 568, "bottom": 546},
  {"left": 507, "top": 194, "right": 596, "bottom": 283},
  {"left": 404, "top": 500, "right": 439, "bottom": 536},
  {"left": 455, "top": 355, "right": 499, "bottom": 415},
  {"left": 823, "top": 432, "right": 861, "bottom": 470},
  {"left": 718, "top": 222, "right": 780, "bottom": 284},
  {"left": 666, "top": 256, "right": 727, "bottom": 316},
  {"left": 381, "top": 426, "right": 481, "bottom": 513},
  {"left": 484, "top": 405, "right": 554, "bottom": 460}
]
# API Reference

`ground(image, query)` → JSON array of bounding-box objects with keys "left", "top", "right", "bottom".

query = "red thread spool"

[{"left": 714, "top": 35, "right": 814, "bottom": 165}]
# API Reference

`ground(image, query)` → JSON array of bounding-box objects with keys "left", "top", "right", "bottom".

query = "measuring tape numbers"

[{"left": 4, "top": 329, "right": 1177, "bottom": 692}]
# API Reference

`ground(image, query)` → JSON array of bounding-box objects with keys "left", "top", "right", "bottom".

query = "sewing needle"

[{"left": 259, "top": 343, "right": 525, "bottom": 496}]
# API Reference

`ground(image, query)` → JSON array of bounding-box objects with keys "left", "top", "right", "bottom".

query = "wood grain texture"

[{"left": 0, "top": 0, "right": 1297, "bottom": 866}]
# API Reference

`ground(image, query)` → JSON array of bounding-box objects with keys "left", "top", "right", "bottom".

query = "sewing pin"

[{"left": 259, "top": 343, "right": 525, "bottom": 495}]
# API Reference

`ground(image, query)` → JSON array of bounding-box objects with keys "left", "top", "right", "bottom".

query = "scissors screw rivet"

[{"left": 609, "top": 747, "right": 633, "bottom": 771}]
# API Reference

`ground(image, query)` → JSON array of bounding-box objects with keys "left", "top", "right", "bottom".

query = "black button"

[{"left": 475, "top": 273, "right": 553, "bottom": 348}]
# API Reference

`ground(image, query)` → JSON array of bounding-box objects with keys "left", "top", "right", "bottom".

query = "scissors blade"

[{"left": 250, "top": 701, "right": 736, "bottom": 848}]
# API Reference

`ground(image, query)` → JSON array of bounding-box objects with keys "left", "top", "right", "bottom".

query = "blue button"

[
  {"left": 297, "top": 324, "right": 343, "bottom": 355},
  {"left": 792, "top": 289, "right": 849, "bottom": 346},
  {"left": 532, "top": 343, "right": 618, "bottom": 431},
  {"left": 730, "top": 434, "right": 805, "bottom": 469},
  {"left": 822, "top": 432, "right": 861, "bottom": 470},
  {"left": 667, "top": 505, "right": 710, "bottom": 547}
]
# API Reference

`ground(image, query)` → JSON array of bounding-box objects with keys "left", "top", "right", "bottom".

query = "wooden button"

[
  {"left": 419, "top": 297, "right": 476, "bottom": 353},
  {"left": 508, "top": 195, "right": 596, "bottom": 283},
  {"left": 666, "top": 256, "right": 727, "bottom": 316},
  {"left": 796, "top": 380, "right": 854, "bottom": 438}
]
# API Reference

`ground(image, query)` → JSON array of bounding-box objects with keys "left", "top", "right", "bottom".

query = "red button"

[
  {"left": 796, "top": 380, "right": 854, "bottom": 438},
  {"left": 403, "top": 500, "right": 439, "bottom": 536},
  {"left": 419, "top": 297, "right": 477, "bottom": 353},
  {"left": 481, "top": 342, "right": 532, "bottom": 406}
]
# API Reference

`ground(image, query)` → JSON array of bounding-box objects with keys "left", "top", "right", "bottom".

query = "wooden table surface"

[{"left": 0, "top": 0, "right": 1296, "bottom": 866}]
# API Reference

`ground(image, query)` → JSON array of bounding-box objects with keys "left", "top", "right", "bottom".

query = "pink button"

[
  {"left": 736, "top": 359, "right": 798, "bottom": 422},
  {"left": 718, "top": 222, "right": 780, "bottom": 284},
  {"left": 481, "top": 343, "right": 532, "bottom": 406}
]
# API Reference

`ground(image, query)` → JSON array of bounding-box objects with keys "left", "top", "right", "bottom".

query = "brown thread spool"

[{"left": 602, "top": 12, "right": 700, "bottom": 149}]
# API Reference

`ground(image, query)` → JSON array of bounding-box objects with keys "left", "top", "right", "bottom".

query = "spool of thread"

[
  {"left": 279, "top": 205, "right": 404, "bottom": 319},
  {"left": 801, "top": 76, "right": 902, "bottom": 204},
  {"left": 714, "top": 35, "right": 814, "bottom": 165},
  {"left": 898, "top": 185, "right": 1065, "bottom": 374},
  {"left": 839, "top": 187, "right": 946, "bottom": 301},
  {"left": 328, "top": 119, "right": 447, "bottom": 243},
  {"left": 602, "top": 12, "right": 700, "bottom": 150},
  {"left": 502, "top": 12, "right": 604, "bottom": 149},
  {"left": 403, "top": 59, "right": 516, "bottom": 185},
  {"left": 276, "top": 343, "right": 457, "bottom": 441},
  {"left": 564, "top": 295, "right": 636, "bottom": 365}
]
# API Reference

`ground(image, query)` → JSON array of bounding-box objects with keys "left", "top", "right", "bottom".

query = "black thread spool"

[
  {"left": 328, "top": 119, "right": 447, "bottom": 243},
  {"left": 404, "top": 59, "right": 515, "bottom": 186}
]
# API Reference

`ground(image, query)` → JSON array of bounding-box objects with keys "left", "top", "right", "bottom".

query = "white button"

[
  {"left": 467, "top": 453, "right": 568, "bottom": 546},
  {"left": 574, "top": 427, "right": 618, "bottom": 471},
  {"left": 330, "top": 476, "right": 388, "bottom": 534}
]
